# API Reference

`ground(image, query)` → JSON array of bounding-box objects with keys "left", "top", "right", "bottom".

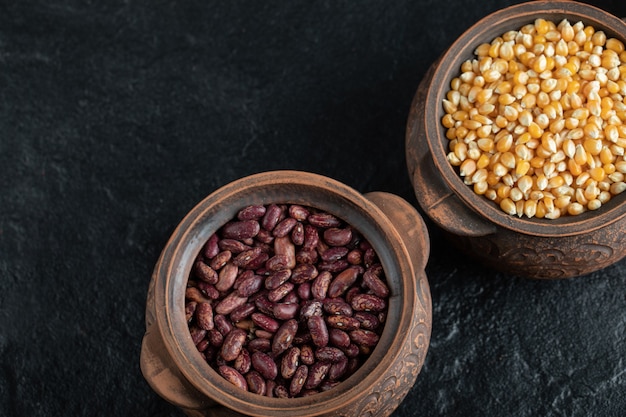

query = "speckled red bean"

[
  {"left": 273, "top": 302, "right": 299, "bottom": 320},
  {"left": 281, "top": 346, "right": 300, "bottom": 379},
  {"left": 185, "top": 286, "right": 208, "bottom": 304},
  {"left": 307, "top": 315, "right": 329, "bottom": 348},
  {"left": 302, "top": 225, "right": 319, "bottom": 250},
  {"left": 215, "top": 262, "right": 238, "bottom": 292},
  {"left": 326, "top": 315, "right": 361, "bottom": 331},
  {"left": 220, "top": 328, "right": 247, "bottom": 361},
  {"left": 296, "top": 282, "right": 311, "bottom": 300},
  {"left": 323, "top": 298, "right": 353, "bottom": 316},
  {"left": 214, "top": 314, "right": 233, "bottom": 335},
  {"left": 189, "top": 326, "right": 207, "bottom": 345},
  {"left": 274, "top": 384, "right": 289, "bottom": 398},
  {"left": 346, "top": 249, "right": 363, "bottom": 265},
  {"left": 350, "top": 293, "right": 386, "bottom": 312},
  {"left": 323, "top": 228, "right": 353, "bottom": 246},
  {"left": 251, "top": 312, "right": 280, "bottom": 333},
  {"left": 300, "top": 344, "right": 315, "bottom": 365},
  {"left": 353, "top": 311, "right": 380, "bottom": 330},
  {"left": 254, "top": 295, "right": 274, "bottom": 316},
  {"left": 233, "top": 348, "right": 251, "bottom": 374},
  {"left": 209, "top": 250, "right": 232, "bottom": 270},
  {"left": 265, "top": 254, "right": 291, "bottom": 272},
  {"left": 193, "top": 261, "right": 219, "bottom": 284},
  {"left": 327, "top": 356, "right": 348, "bottom": 381},
  {"left": 296, "top": 248, "right": 318, "bottom": 264},
  {"left": 207, "top": 329, "right": 224, "bottom": 347},
  {"left": 238, "top": 205, "right": 266, "bottom": 221},
  {"left": 235, "top": 272, "right": 264, "bottom": 297},
  {"left": 232, "top": 247, "right": 263, "bottom": 269},
  {"left": 247, "top": 337, "right": 271, "bottom": 353},
  {"left": 221, "top": 220, "right": 260, "bottom": 240},
  {"left": 264, "top": 269, "right": 291, "bottom": 290},
  {"left": 196, "top": 302, "right": 214, "bottom": 331},
  {"left": 185, "top": 301, "right": 197, "bottom": 323},
  {"left": 267, "top": 281, "right": 294, "bottom": 302},
  {"left": 219, "top": 365, "right": 248, "bottom": 391},
  {"left": 218, "top": 238, "right": 250, "bottom": 254},
  {"left": 317, "top": 259, "right": 349, "bottom": 273},
  {"left": 261, "top": 204, "right": 282, "bottom": 231},
  {"left": 196, "top": 281, "right": 220, "bottom": 299},
  {"left": 308, "top": 213, "right": 341, "bottom": 228},
  {"left": 214, "top": 291, "right": 248, "bottom": 315},
  {"left": 202, "top": 233, "right": 220, "bottom": 259},
  {"left": 304, "top": 361, "right": 331, "bottom": 389},
  {"left": 329, "top": 328, "right": 351, "bottom": 348},
  {"left": 288, "top": 205, "right": 310, "bottom": 221},
  {"left": 273, "top": 236, "right": 296, "bottom": 268},
  {"left": 273, "top": 217, "right": 298, "bottom": 238},
  {"left": 291, "top": 222, "right": 305, "bottom": 245},
  {"left": 272, "top": 319, "right": 298, "bottom": 356},
  {"left": 244, "top": 370, "right": 266, "bottom": 395},
  {"left": 349, "top": 329, "right": 380, "bottom": 347},
  {"left": 327, "top": 266, "right": 360, "bottom": 298},
  {"left": 315, "top": 346, "right": 346, "bottom": 363},
  {"left": 300, "top": 300, "right": 323, "bottom": 320},
  {"left": 319, "top": 246, "right": 349, "bottom": 262},
  {"left": 362, "top": 268, "right": 390, "bottom": 298},
  {"left": 290, "top": 365, "right": 308, "bottom": 396},
  {"left": 251, "top": 351, "right": 278, "bottom": 380},
  {"left": 290, "top": 263, "right": 318, "bottom": 284}
]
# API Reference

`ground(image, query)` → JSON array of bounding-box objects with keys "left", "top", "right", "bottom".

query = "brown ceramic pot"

[
  {"left": 406, "top": 0, "right": 626, "bottom": 279},
  {"left": 140, "top": 171, "right": 432, "bottom": 417}
]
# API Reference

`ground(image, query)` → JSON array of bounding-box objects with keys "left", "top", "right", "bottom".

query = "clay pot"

[
  {"left": 406, "top": 0, "right": 626, "bottom": 279},
  {"left": 140, "top": 170, "right": 432, "bottom": 417}
]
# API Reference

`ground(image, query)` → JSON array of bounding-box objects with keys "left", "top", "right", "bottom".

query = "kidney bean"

[
  {"left": 247, "top": 337, "right": 271, "bottom": 353},
  {"left": 326, "top": 315, "right": 361, "bottom": 331},
  {"left": 202, "top": 233, "right": 220, "bottom": 259},
  {"left": 260, "top": 204, "right": 281, "bottom": 230},
  {"left": 267, "top": 281, "right": 294, "bottom": 302},
  {"left": 196, "top": 302, "right": 214, "bottom": 331},
  {"left": 328, "top": 328, "right": 351, "bottom": 348},
  {"left": 302, "top": 225, "right": 319, "bottom": 250},
  {"left": 352, "top": 312, "right": 377, "bottom": 331},
  {"left": 307, "top": 315, "right": 329, "bottom": 348},
  {"left": 235, "top": 273, "right": 264, "bottom": 298},
  {"left": 233, "top": 348, "right": 251, "bottom": 374},
  {"left": 189, "top": 326, "right": 207, "bottom": 346},
  {"left": 300, "top": 300, "right": 323, "bottom": 320},
  {"left": 245, "top": 371, "right": 267, "bottom": 395},
  {"left": 281, "top": 346, "right": 300, "bottom": 379},
  {"left": 210, "top": 250, "right": 232, "bottom": 270},
  {"left": 214, "top": 291, "right": 248, "bottom": 315},
  {"left": 296, "top": 248, "right": 318, "bottom": 264},
  {"left": 323, "top": 228, "right": 353, "bottom": 246},
  {"left": 265, "top": 380, "right": 276, "bottom": 398},
  {"left": 283, "top": 290, "right": 299, "bottom": 304},
  {"left": 214, "top": 314, "right": 233, "bottom": 336},
  {"left": 254, "top": 295, "right": 274, "bottom": 316},
  {"left": 346, "top": 249, "right": 363, "bottom": 265},
  {"left": 185, "top": 301, "right": 197, "bottom": 323},
  {"left": 238, "top": 205, "right": 266, "bottom": 221},
  {"left": 349, "top": 329, "right": 380, "bottom": 347},
  {"left": 315, "top": 346, "right": 346, "bottom": 363},
  {"left": 251, "top": 312, "right": 280, "bottom": 333},
  {"left": 323, "top": 298, "right": 353, "bottom": 316},
  {"left": 251, "top": 351, "right": 278, "bottom": 380},
  {"left": 207, "top": 329, "right": 224, "bottom": 347},
  {"left": 273, "top": 302, "right": 299, "bottom": 320},
  {"left": 327, "top": 356, "right": 348, "bottom": 381},
  {"left": 311, "top": 271, "right": 332, "bottom": 300},
  {"left": 317, "top": 259, "right": 349, "bottom": 273},
  {"left": 327, "top": 266, "right": 360, "bottom": 298},
  {"left": 272, "top": 318, "right": 298, "bottom": 356},
  {"left": 362, "top": 269, "right": 390, "bottom": 298},
  {"left": 196, "top": 281, "right": 220, "bottom": 299},
  {"left": 319, "top": 246, "right": 349, "bottom": 262},
  {"left": 296, "top": 282, "right": 311, "bottom": 300},
  {"left": 255, "top": 228, "right": 274, "bottom": 244},
  {"left": 218, "top": 238, "right": 250, "bottom": 254},
  {"left": 264, "top": 269, "right": 291, "bottom": 290},
  {"left": 350, "top": 293, "right": 386, "bottom": 312},
  {"left": 363, "top": 247, "right": 377, "bottom": 268},
  {"left": 193, "top": 261, "right": 219, "bottom": 284},
  {"left": 185, "top": 286, "right": 209, "bottom": 304},
  {"left": 291, "top": 222, "right": 305, "bottom": 246},
  {"left": 220, "top": 328, "right": 247, "bottom": 361},
  {"left": 300, "top": 344, "right": 315, "bottom": 365},
  {"left": 308, "top": 213, "right": 341, "bottom": 228},
  {"left": 232, "top": 247, "right": 263, "bottom": 269},
  {"left": 265, "top": 254, "right": 291, "bottom": 272},
  {"left": 273, "top": 236, "right": 296, "bottom": 269},
  {"left": 273, "top": 217, "right": 297, "bottom": 238},
  {"left": 288, "top": 204, "right": 310, "bottom": 221},
  {"left": 304, "top": 361, "right": 331, "bottom": 389},
  {"left": 215, "top": 262, "right": 239, "bottom": 292},
  {"left": 290, "top": 264, "right": 318, "bottom": 284},
  {"left": 255, "top": 329, "right": 274, "bottom": 339},
  {"left": 222, "top": 220, "right": 260, "bottom": 240},
  {"left": 196, "top": 338, "right": 210, "bottom": 352},
  {"left": 274, "top": 384, "right": 289, "bottom": 399},
  {"left": 219, "top": 366, "right": 248, "bottom": 391},
  {"left": 290, "top": 365, "right": 308, "bottom": 396}
]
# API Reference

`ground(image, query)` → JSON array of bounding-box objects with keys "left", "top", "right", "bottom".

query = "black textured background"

[{"left": 1, "top": 1, "right": 626, "bottom": 416}]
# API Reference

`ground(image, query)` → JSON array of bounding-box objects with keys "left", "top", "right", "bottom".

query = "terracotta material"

[
  {"left": 140, "top": 170, "right": 432, "bottom": 416},
  {"left": 406, "top": 0, "right": 626, "bottom": 279}
]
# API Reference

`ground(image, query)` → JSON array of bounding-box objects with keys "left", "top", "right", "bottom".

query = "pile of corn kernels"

[{"left": 442, "top": 18, "right": 626, "bottom": 219}]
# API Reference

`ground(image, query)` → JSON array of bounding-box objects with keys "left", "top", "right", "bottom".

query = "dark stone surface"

[{"left": 1, "top": 1, "right": 625, "bottom": 416}]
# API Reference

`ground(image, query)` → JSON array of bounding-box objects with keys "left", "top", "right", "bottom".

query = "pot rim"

[
  {"left": 424, "top": 0, "right": 626, "bottom": 237},
  {"left": 153, "top": 170, "right": 424, "bottom": 416}
]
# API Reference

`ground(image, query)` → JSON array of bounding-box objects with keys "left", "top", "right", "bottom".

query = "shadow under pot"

[
  {"left": 406, "top": 0, "right": 626, "bottom": 279},
  {"left": 140, "top": 170, "right": 432, "bottom": 416}
]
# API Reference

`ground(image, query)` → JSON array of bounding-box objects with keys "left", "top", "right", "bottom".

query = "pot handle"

[
  {"left": 140, "top": 276, "right": 211, "bottom": 412},
  {"left": 412, "top": 153, "right": 496, "bottom": 237},
  {"left": 364, "top": 191, "right": 430, "bottom": 271}
]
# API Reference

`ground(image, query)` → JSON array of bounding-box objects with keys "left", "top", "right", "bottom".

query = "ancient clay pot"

[
  {"left": 140, "top": 170, "right": 432, "bottom": 416},
  {"left": 406, "top": 0, "right": 626, "bottom": 279}
]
